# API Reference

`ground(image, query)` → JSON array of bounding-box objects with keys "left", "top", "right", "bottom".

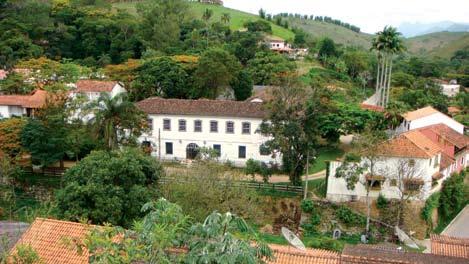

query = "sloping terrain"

[
  {"left": 405, "top": 32, "right": 469, "bottom": 58},
  {"left": 285, "top": 17, "right": 373, "bottom": 48},
  {"left": 112, "top": 1, "right": 295, "bottom": 40}
]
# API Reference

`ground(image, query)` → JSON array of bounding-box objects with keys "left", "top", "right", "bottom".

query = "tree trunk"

[
  {"left": 385, "top": 58, "right": 393, "bottom": 107},
  {"left": 380, "top": 55, "right": 388, "bottom": 107},
  {"left": 375, "top": 55, "right": 380, "bottom": 94},
  {"left": 366, "top": 189, "right": 371, "bottom": 234}
]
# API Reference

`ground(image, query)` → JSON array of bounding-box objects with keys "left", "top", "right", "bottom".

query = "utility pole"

[
  {"left": 303, "top": 150, "right": 309, "bottom": 199},
  {"left": 158, "top": 128, "right": 161, "bottom": 161}
]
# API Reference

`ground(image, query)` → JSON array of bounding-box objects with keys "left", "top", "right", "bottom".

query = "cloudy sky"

[{"left": 224, "top": 0, "right": 469, "bottom": 33}]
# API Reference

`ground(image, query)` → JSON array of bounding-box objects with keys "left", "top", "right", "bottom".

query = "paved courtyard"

[{"left": 442, "top": 205, "right": 469, "bottom": 238}]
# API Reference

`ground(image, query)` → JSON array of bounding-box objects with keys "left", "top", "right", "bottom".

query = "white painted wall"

[
  {"left": 441, "top": 84, "right": 460, "bottom": 97},
  {"left": 0, "top": 105, "right": 25, "bottom": 119},
  {"left": 139, "top": 114, "right": 281, "bottom": 167},
  {"left": 269, "top": 41, "right": 290, "bottom": 49},
  {"left": 396, "top": 112, "right": 465, "bottom": 134},
  {"left": 327, "top": 154, "right": 441, "bottom": 202}
]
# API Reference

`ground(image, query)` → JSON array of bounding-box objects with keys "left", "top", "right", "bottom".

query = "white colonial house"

[
  {"left": 136, "top": 97, "right": 281, "bottom": 167},
  {"left": 69, "top": 80, "right": 126, "bottom": 101},
  {"left": 68, "top": 80, "right": 126, "bottom": 122},
  {"left": 0, "top": 90, "right": 48, "bottom": 119},
  {"left": 327, "top": 130, "right": 445, "bottom": 202},
  {"left": 396, "top": 106, "right": 465, "bottom": 135}
]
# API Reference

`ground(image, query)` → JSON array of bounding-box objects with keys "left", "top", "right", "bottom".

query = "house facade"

[
  {"left": 136, "top": 97, "right": 280, "bottom": 167},
  {"left": 439, "top": 79, "right": 461, "bottom": 97},
  {"left": 327, "top": 130, "right": 444, "bottom": 202},
  {"left": 69, "top": 80, "right": 126, "bottom": 122},
  {"left": 0, "top": 90, "right": 48, "bottom": 119},
  {"left": 396, "top": 106, "right": 465, "bottom": 135}
]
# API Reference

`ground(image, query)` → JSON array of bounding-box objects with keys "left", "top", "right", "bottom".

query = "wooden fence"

[
  {"left": 21, "top": 166, "right": 67, "bottom": 177},
  {"left": 159, "top": 177, "right": 304, "bottom": 195}
]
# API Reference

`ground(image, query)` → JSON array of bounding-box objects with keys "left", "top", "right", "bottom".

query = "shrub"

[
  {"left": 376, "top": 194, "right": 389, "bottom": 210},
  {"left": 336, "top": 206, "right": 365, "bottom": 226},
  {"left": 300, "top": 200, "right": 321, "bottom": 235},
  {"left": 307, "top": 237, "right": 343, "bottom": 252},
  {"left": 438, "top": 170, "right": 467, "bottom": 221},
  {"left": 301, "top": 199, "right": 315, "bottom": 213},
  {"left": 421, "top": 192, "right": 440, "bottom": 224}
]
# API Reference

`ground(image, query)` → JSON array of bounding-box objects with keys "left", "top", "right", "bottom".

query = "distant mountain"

[{"left": 398, "top": 21, "right": 469, "bottom": 37}]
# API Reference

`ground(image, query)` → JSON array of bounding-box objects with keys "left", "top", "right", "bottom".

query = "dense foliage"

[{"left": 56, "top": 148, "right": 164, "bottom": 227}]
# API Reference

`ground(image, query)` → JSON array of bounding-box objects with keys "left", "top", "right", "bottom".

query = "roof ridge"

[{"left": 34, "top": 218, "right": 93, "bottom": 227}]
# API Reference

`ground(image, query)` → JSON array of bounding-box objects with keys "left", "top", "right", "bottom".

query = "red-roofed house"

[
  {"left": 327, "top": 130, "right": 444, "bottom": 202},
  {"left": 70, "top": 80, "right": 126, "bottom": 101},
  {"left": 0, "top": 90, "right": 48, "bottom": 118},
  {"left": 69, "top": 80, "right": 126, "bottom": 122},
  {"left": 396, "top": 106, "right": 465, "bottom": 135},
  {"left": 418, "top": 124, "right": 468, "bottom": 177}
]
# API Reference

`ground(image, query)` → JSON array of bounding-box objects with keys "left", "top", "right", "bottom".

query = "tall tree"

[
  {"left": 230, "top": 69, "right": 253, "bottom": 101},
  {"left": 193, "top": 48, "right": 241, "bottom": 99},
  {"left": 371, "top": 26, "right": 405, "bottom": 108},
  {"left": 261, "top": 78, "right": 326, "bottom": 186},
  {"left": 202, "top": 8, "right": 213, "bottom": 47},
  {"left": 137, "top": 0, "right": 190, "bottom": 52},
  {"left": 130, "top": 57, "right": 191, "bottom": 101}
]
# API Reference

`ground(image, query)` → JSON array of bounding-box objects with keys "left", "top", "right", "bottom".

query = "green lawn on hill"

[{"left": 112, "top": 1, "right": 294, "bottom": 40}]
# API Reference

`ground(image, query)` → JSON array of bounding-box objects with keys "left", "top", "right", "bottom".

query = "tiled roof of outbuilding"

[
  {"left": 419, "top": 124, "right": 468, "bottom": 149},
  {"left": 0, "top": 90, "right": 48, "bottom": 108},
  {"left": 402, "top": 106, "right": 440, "bottom": 121},
  {"left": 267, "top": 244, "right": 340, "bottom": 264},
  {"left": 75, "top": 80, "right": 118, "bottom": 93},
  {"left": 342, "top": 244, "right": 468, "bottom": 263},
  {"left": 137, "top": 97, "right": 267, "bottom": 118},
  {"left": 10, "top": 218, "right": 91, "bottom": 264},
  {"left": 431, "top": 234, "right": 469, "bottom": 259}
]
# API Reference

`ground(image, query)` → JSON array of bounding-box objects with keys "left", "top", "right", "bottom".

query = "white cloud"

[{"left": 223, "top": 0, "right": 469, "bottom": 33}]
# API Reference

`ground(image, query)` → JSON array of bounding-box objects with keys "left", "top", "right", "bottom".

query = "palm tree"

[
  {"left": 92, "top": 93, "right": 146, "bottom": 150},
  {"left": 371, "top": 26, "right": 405, "bottom": 108},
  {"left": 221, "top": 12, "right": 230, "bottom": 25}
]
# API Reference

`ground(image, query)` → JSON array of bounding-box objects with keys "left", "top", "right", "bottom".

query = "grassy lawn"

[
  {"left": 308, "top": 147, "right": 344, "bottom": 174},
  {"left": 112, "top": 1, "right": 294, "bottom": 40}
]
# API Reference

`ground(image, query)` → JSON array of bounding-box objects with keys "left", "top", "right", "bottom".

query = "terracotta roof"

[
  {"left": 419, "top": 124, "right": 469, "bottom": 149},
  {"left": 402, "top": 106, "right": 440, "bottom": 121},
  {"left": 267, "top": 244, "right": 340, "bottom": 264},
  {"left": 10, "top": 218, "right": 91, "bottom": 264},
  {"left": 137, "top": 97, "right": 267, "bottom": 118},
  {"left": 431, "top": 234, "right": 469, "bottom": 259},
  {"left": 360, "top": 103, "right": 385, "bottom": 112},
  {"left": 448, "top": 107, "right": 461, "bottom": 115},
  {"left": 342, "top": 244, "right": 468, "bottom": 264},
  {"left": 0, "top": 90, "right": 48, "bottom": 108},
  {"left": 75, "top": 80, "right": 118, "bottom": 93},
  {"left": 377, "top": 130, "right": 442, "bottom": 159}
]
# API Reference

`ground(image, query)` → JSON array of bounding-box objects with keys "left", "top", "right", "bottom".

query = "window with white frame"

[
  {"left": 210, "top": 121, "right": 218, "bottom": 132},
  {"left": 179, "top": 119, "right": 187, "bottom": 132},
  {"left": 163, "top": 119, "right": 171, "bottom": 131},
  {"left": 242, "top": 122, "right": 251, "bottom": 134},
  {"left": 226, "top": 121, "right": 234, "bottom": 133},
  {"left": 194, "top": 120, "right": 202, "bottom": 132}
]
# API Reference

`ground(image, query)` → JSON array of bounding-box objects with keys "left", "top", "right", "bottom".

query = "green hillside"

[
  {"left": 405, "top": 32, "right": 469, "bottom": 58},
  {"left": 285, "top": 17, "right": 374, "bottom": 48},
  {"left": 112, "top": 1, "right": 295, "bottom": 40}
]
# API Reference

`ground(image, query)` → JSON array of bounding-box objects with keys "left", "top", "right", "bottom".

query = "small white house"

[
  {"left": 68, "top": 80, "right": 126, "bottom": 122},
  {"left": 440, "top": 80, "right": 460, "bottom": 97},
  {"left": 0, "top": 90, "right": 48, "bottom": 119},
  {"left": 136, "top": 97, "right": 281, "bottom": 167},
  {"left": 69, "top": 80, "right": 126, "bottom": 101},
  {"left": 327, "top": 130, "right": 444, "bottom": 202},
  {"left": 396, "top": 106, "right": 465, "bottom": 135}
]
